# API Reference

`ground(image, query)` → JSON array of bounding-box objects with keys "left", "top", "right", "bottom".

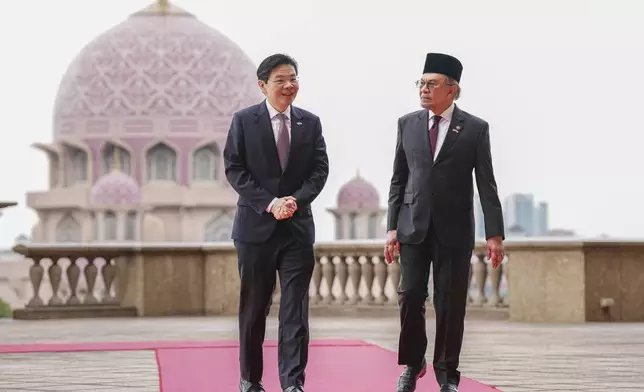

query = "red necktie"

[{"left": 429, "top": 115, "right": 442, "bottom": 157}]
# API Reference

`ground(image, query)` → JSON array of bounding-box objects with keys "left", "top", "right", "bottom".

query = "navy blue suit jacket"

[{"left": 223, "top": 101, "right": 329, "bottom": 245}]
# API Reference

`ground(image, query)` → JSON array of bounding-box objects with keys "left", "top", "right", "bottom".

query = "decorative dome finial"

[{"left": 157, "top": 0, "right": 169, "bottom": 13}]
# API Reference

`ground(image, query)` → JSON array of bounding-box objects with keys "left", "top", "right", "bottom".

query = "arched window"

[
  {"left": 348, "top": 213, "right": 357, "bottom": 239},
  {"left": 91, "top": 212, "right": 99, "bottom": 241},
  {"left": 368, "top": 213, "right": 379, "bottom": 239},
  {"left": 67, "top": 147, "right": 88, "bottom": 185},
  {"left": 49, "top": 153, "right": 60, "bottom": 188},
  {"left": 102, "top": 143, "right": 131, "bottom": 175},
  {"left": 55, "top": 214, "right": 81, "bottom": 242},
  {"left": 192, "top": 144, "right": 220, "bottom": 181},
  {"left": 335, "top": 215, "right": 344, "bottom": 239},
  {"left": 146, "top": 143, "right": 177, "bottom": 182},
  {"left": 125, "top": 211, "right": 137, "bottom": 240},
  {"left": 204, "top": 214, "right": 233, "bottom": 242},
  {"left": 104, "top": 210, "right": 117, "bottom": 240}
]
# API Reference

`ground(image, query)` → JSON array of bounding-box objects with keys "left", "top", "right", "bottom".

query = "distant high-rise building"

[
  {"left": 504, "top": 193, "right": 535, "bottom": 237},
  {"left": 534, "top": 202, "right": 549, "bottom": 236}
]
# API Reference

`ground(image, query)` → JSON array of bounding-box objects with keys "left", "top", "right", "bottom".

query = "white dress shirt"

[
  {"left": 265, "top": 100, "right": 291, "bottom": 212},
  {"left": 428, "top": 102, "right": 455, "bottom": 161},
  {"left": 266, "top": 100, "right": 292, "bottom": 142}
]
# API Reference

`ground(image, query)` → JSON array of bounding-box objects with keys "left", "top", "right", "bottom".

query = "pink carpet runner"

[{"left": 0, "top": 339, "right": 501, "bottom": 391}]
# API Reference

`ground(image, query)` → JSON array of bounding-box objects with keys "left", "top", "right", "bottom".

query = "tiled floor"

[{"left": 0, "top": 316, "right": 643, "bottom": 391}]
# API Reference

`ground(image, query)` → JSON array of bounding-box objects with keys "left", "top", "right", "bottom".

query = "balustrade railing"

[
  {"left": 12, "top": 238, "right": 644, "bottom": 322},
  {"left": 274, "top": 240, "right": 509, "bottom": 311},
  {"left": 11, "top": 240, "right": 508, "bottom": 319},
  {"left": 11, "top": 244, "right": 135, "bottom": 318}
]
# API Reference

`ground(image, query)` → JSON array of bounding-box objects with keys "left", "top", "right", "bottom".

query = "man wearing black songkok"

[{"left": 384, "top": 53, "right": 506, "bottom": 392}]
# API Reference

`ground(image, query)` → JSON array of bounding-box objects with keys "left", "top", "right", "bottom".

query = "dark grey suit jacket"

[
  {"left": 387, "top": 105, "right": 504, "bottom": 249},
  {"left": 223, "top": 101, "right": 329, "bottom": 245}
]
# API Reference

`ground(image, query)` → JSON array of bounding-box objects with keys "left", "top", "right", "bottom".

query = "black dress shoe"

[
  {"left": 283, "top": 385, "right": 303, "bottom": 392},
  {"left": 440, "top": 384, "right": 458, "bottom": 392},
  {"left": 396, "top": 358, "right": 427, "bottom": 392},
  {"left": 239, "top": 379, "right": 265, "bottom": 392}
]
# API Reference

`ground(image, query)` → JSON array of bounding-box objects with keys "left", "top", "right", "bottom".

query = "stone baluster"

[
  {"left": 387, "top": 261, "right": 401, "bottom": 304},
  {"left": 426, "top": 264, "right": 434, "bottom": 305},
  {"left": 84, "top": 257, "right": 99, "bottom": 305},
  {"left": 486, "top": 260, "right": 503, "bottom": 307},
  {"left": 310, "top": 257, "right": 323, "bottom": 304},
  {"left": 48, "top": 258, "right": 63, "bottom": 306},
  {"left": 320, "top": 256, "right": 335, "bottom": 304},
  {"left": 361, "top": 256, "right": 375, "bottom": 304},
  {"left": 27, "top": 257, "right": 45, "bottom": 308},
  {"left": 66, "top": 257, "right": 81, "bottom": 305},
  {"left": 334, "top": 256, "right": 348, "bottom": 304},
  {"left": 273, "top": 272, "right": 281, "bottom": 304},
  {"left": 472, "top": 253, "right": 488, "bottom": 306},
  {"left": 101, "top": 257, "right": 117, "bottom": 304},
  {"left": 374, "top": 256, "right": 388, "bottom": 305},
  {"left": 467, "top": 261, "right": 473, "bottom": 303},
  {"left": 502, "top": 255, "right": 510, "bottom": 307},
  {"left": 346, "top": 256, "right": 361, "bottom": 305}
]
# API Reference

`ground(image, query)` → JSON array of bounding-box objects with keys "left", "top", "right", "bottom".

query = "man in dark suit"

[
  {"left": 223, "top": 53, "right": 329, "bottom": 392},
  {"left": 384, "top": 53, "right": 505, "bottom": 392}
]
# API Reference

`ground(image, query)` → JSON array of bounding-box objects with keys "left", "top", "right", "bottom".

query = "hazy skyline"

[{"left": 1, "top": 0, "right": 642, "bottom": 247}]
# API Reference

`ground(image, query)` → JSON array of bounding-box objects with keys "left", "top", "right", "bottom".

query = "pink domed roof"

[
  {"left": 337, "top": 173, "right": 380, "bottom": 210},
  {"left": 91, "top": 171, "right": 141, "bottom": 205},
  {"left": 53, "top": 1, "right": 263, "bottom": 138}
]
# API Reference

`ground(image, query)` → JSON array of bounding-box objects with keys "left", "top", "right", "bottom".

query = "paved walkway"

[{"left": 0, "top": 316, "right": 643, "bottom": 391}]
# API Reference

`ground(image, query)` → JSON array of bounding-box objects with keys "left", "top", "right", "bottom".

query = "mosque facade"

[
  {"left": 22, "top": 0, "right": 385, "bottom": 245},
  {"left": 1, "top": 1, "right": 385, "bottom": 308},
  {"left": 26, "top": 1, "right": 263, "bottom": 243}
]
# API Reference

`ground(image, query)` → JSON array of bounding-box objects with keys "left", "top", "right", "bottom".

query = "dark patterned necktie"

[
  {"left": 429, "top": 115, "right": 442, "bottom": 157},
  {"left": 275, "top": 113, "right": 290, "bottom": 170}
]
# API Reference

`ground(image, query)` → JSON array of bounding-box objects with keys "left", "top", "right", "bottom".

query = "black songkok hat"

[{"left": 422, "top": 53, "right": 463, "bottom": 83}]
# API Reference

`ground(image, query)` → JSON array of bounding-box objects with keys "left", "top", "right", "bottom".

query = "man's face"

[
  {"left": 259, "top": 64, "right": 299, "bottom": 110},
  {"left": 418, "top": 73, "right": 455, "bottom": 111}
]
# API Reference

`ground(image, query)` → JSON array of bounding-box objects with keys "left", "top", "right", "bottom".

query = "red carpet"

[{"left": 0, "top": 339, "right": 500, "bottom": 391}]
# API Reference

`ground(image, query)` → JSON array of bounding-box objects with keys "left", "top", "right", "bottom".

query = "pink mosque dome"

[
  {"left": 337, "top": 172, "right": 380, "bottom": 210},
  {"left": 91, "top": 170, "right": 141, "bottom": 205},
  {"left": 51, "top": 1, "right": 264, "bottom": 185}
]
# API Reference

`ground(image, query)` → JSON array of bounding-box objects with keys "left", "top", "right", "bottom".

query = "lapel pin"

[
  {"left": 453, "top": 126, "right": 461, "bottom": 133},
  {"left": 296, "top": 121, "right": 303, "bottom": 126}
]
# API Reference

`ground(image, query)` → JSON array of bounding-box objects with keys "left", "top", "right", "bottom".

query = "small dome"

[
  {"left": 91, "top": 171, "right": 140, "bottom": 205},
  {"left": 337, "top": 172, "right": 380, "bottom": 210}
]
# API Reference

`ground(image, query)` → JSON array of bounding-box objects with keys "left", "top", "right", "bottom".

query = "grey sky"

[{"left": 0, "top": 0, "right": 642, "bottom": 246}]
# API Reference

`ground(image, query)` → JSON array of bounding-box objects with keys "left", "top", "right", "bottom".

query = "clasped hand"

[{"left": 271, "top": 196, "right": 298, "bottom": 220}]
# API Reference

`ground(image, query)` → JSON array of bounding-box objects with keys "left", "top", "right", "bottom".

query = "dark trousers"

[
  {"left": 397, "top": 225, "right": 472, "bottom": 386},
  {"left": 235, "top": 223, "right": 315, "bottom": 389}
]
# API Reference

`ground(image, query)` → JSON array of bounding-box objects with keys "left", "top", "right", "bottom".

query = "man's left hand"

[
  {"left": 271, "top": 196, "right": 297, "bottom": 220},
  {"left": 486, "top": 236, "right": 504, "bottom": 269}
]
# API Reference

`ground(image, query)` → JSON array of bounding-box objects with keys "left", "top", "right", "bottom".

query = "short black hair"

[{"left": 256, "top": 54, "right": 298, "bottom": 82}]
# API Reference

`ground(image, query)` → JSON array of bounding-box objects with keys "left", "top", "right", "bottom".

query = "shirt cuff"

[{"left": 266, "top": 197, "right": 278, "bottom": 212}]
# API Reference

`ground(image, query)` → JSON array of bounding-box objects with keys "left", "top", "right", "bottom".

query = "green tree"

[{"left": 0, "top": 297, "right": 12, "bottom": 318}]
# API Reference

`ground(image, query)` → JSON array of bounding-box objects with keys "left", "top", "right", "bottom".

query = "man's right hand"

[
  {"left": 271, "top": 196, "right": 298, "bottom": 220},
  {"left": 384, "top": 230, "right": 400, "bottom": 264}
]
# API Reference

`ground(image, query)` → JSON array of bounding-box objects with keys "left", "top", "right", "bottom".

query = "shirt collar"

[
  {"left": 429, "top": 102, "right": 455, "bottom": 121},
  {"left": 266, "top": 100, "right": 291, "bottom": 120}
]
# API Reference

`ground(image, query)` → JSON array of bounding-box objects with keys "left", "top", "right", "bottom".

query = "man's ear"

[{"left": 257, "top": 80, "right": 266, "bottom": 95}]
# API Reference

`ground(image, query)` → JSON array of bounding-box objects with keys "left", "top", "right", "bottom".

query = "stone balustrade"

[{"left": 10, "top": 238, "right": 644, "bottom": 322}]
